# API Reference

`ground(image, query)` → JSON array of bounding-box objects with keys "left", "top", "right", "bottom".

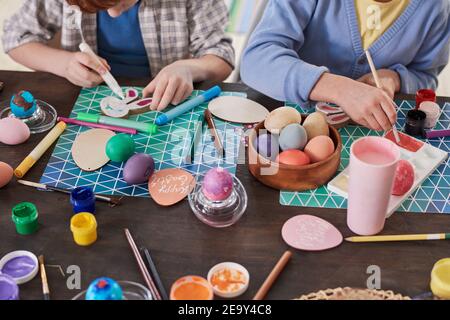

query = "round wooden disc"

[
  {"left": 72, "top": 129, "right": 115, "bottom": 171},
  {"left": 208, "top": 96, "right": 269, "bottom": 124},
  {"left": 148, "top": 168, "right": 196, "bottom": 206}
]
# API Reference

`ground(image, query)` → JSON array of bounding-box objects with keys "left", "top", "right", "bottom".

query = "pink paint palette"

[{"left": 281, "top": 215, "right": 343, "bottom": 251}]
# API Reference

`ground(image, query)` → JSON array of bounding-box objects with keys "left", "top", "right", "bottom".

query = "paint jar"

[
  {"left": 405, "top": 110, "right": 427, "bottom": 136},
  {"left": 11, "top": 202, "right": 39, "bottom": 235},
  {"left": 416, "top": 89, "right": 436, "bottom": 109},
  {"left": 170, "top": 276, "right": 214, "bottom": 300},
  {"left": 70, "top": 212, "right": 97, "bottom": 246},
  {"left": 70, "top": 186, "right": 95, "bottom": 214},
  {"left": 431, "top": 258, "right": 450, "bottom": 299},
  {"left": 0, "top": 274, "right": 19, "bottom": 300},
  {"left": 419, "top": 101, "right": 441, "bottom": 129},
  {"left": 347, "top": 137, "right": 400, "bottom": 235}
]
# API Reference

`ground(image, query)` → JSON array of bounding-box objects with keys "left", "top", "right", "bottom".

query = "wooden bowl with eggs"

[{"left": 248, "top": 109, "right": 342, "bottom": 191}]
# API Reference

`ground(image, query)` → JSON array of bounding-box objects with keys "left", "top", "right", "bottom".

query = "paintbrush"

[
  {"left": 124, "top": 229, "right": 162, "bottom": 300},
  {"left": 141, "top": 247, "right": 169, "bottom": 300},
  {"left": 365, "top": 50, "right": 401, "bottom": 144},
  {"left": 204, "top": 109, "right": 225, "bottom": 158},
  {"left": 38, "top": 255, "right": 50, "bottom": 300},
  {"left": 17, "top": 180, "right": 122, "bottom": 207}
]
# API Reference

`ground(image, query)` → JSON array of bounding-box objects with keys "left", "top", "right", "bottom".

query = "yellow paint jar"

[
  {"left": 431, "top": 258, "right": 450, "bottom": 299},
  {"left": 70, "top": 212, "right": 97, "bottom": 246}
]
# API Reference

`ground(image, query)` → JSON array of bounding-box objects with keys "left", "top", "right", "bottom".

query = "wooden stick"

[
  {"left": 365, "top": 50, "right": 401, "bottom": 144},
  {"left": 346, "top": 233, "right": 450, "bottom": 243},
  {"left": 124, "top": 229, "right": 162, "bottom": 300},
  {"left": 38, "top": 255, "right": 50, "bottom": 300},
  {"left": 253, "top": 251, "right": 292, "bottom": 300}
]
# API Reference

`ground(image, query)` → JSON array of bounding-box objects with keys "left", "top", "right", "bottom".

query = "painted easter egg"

[
  {"left": 392, "top": 160, "right": 415, "bottom": 196},
  {"left": 72, "top": 129, "right": 115, "bottom": 171},
  {"left": 123, "top": 153, "right": 155, "bottom": 185},
  {"left": 0, "top": 162, "right": 14, "bottom": 188},
  {"left": 106, "top": 134, "right": 136, "bottom": 162},
  {"left": 202, "top": 168, "right": 234, "bottom": 201},
  {"left": 10, "top": 91, "right": 37, "bottom": 118},
  {"left": 264, "top": 107, "right": 302, "bottom": 134},
  {"left": 0, "top": 118, "right": 30, "bottom": 145},
  {"left": 256, "top": 133, "right": 279, "bottom": 160},
  {"left": 303, "top": 112, "right": 329, "bottom": 140},
  {"left": 86, "top": 277, "right": 123, "bottom": 300},
  {"left": 276, "top": 150, "right": 311, "bottom": 166},
  {"left": 279, "top": 123, "right": 308, "bottom": 151},
  {"left": 304, "top": 135, "right": 335, "bottom": 163}
]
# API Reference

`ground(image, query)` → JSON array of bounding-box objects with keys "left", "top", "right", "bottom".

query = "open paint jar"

[
  {"left": 70, "top": 212, "right": 98, "bottom": 246},
  {"left": 405, "top": 110, "right": 427, "bottom": 136},
  {"left": 72, "top": 280, "right": 152, "bottom": 300},
  {"left": 170, "top": 276, "right": 214, "bottom": 300},
  {"left": 419, "top": 101, "right": 441, "bottom": 129},
  {"left": 11, "top": 202, "right": 39, "bottom": 235},
  {"left": 0, "top": 274, "right": 19, "bottom": 300},
  {"left": 0, "top": 250, "right": 39, "bottom": 285},
  {"left": 70, "top": 186, "right": 96, "bottom": 214},
  {"left": 207, "top": 262, "right": 249, "bottom": 298},
  {"left": 416, "top": 89, "right": 436, "bottom": 109},
  {"left": 431, "top": 258, "right": 450, "bottom": 299}
]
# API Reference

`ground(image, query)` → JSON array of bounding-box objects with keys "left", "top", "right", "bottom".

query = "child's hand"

[
  {"left": 357, "top": 69, "right": 401, "bottom": 99},
  {"left": 64, "top": 52, "right": 110, "bottom": 88},
  {"left": 337, "top": 80, "right": 397, "bottom": 131},
  {"left": 143, "top": 61, "right": 194, "bottom": 111}
]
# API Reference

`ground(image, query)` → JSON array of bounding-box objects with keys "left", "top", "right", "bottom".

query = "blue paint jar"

[{"left": 70, "top": 187, "right": 96, "bottom": 214}]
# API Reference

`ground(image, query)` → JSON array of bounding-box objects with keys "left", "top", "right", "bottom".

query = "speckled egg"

[
  {"left": 303, "top": 112, "right": 329, "bottom": 140},
  {"left": 202, "top": 168, "right": 234, "bottom": 201},
  {"left": 256, "top": 133, "right": 280, "bottom": 160},
  {"left": 279, "top": 123, "right": 308, "bottom": 151},
  {"left": 123, "top": 153, "right": 155, "bottom": 185},
  {"left": 0, "top": 118, "right": 30, "bottom": 145},
  {"left": 276, "top": 150, "right": 311, "bottom": 166},
  {"left": 86, "top": 277, "right": 123, "bottom": 300},
  {"left": 264, "top": 107, "right": 302, "bottom": 134},
  {"left": 392, "top": 160, "right": 415, "bottom": 196},
  {"left": 304, "top": 136, "right": 335, "bottom": 163},
  {"left": 0, "top": 162, "right": 14, "bottom": 188},
  {"left": 105, "top": 134, "right": 135, "bottom": 162}
]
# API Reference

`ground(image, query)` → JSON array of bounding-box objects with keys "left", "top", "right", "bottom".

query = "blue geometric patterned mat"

[
  {"left": 40, "top": 86, "right": 244, "bottom": 197},
  {"left": 280, "top": 99, "right": 450, "bottom": 214}
]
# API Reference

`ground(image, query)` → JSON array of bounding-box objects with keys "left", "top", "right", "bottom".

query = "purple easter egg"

[
  {"left": 202, "top": 168, "right": 233, "bottom": 201},
  {"left": 256, "top": 133, "right": 279, "bottom": 160},
  {"left": 123, "top": 153, "right": 155, "bottom": 185}
]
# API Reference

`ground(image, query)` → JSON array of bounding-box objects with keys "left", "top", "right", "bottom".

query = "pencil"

[
  {"left": 204, "top": 109, "right": 225, "bottom": 158},
  {"left": 365, "top": 50, "right": 401, "bottom": 144},
  {"left": 346, "top": 233, "right": 450, "bottom": 243},
  {"left": 141, "top": 247, "right": 169, "bottom": 300},
  {"left": 124, "top": 229, "right": 162, "bottom": 300},
  {"left": 253, "top": 251, "right": 292, "bottom": 300},
  {"left": 38, "top": 255, "right": 50, "bottom": 300}
]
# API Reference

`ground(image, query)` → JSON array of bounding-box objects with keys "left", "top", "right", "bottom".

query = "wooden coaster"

[
  {"left": 148, "top": 168, "right": 196, "bottom": 206},
  {"left": 208, "top": 96, "right": 269, "bottom": 124},
  {"left": 72, "top": 129, "right": 115, "bottom": 171}
]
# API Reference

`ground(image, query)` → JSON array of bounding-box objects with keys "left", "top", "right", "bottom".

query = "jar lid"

[{"left": 0, "top": 250, "right": 39, "bottom": 285}]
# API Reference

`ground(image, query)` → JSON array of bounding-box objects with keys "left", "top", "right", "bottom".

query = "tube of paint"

[
  {"left": 70, "top": 186, "right": 96, "bottom": 214},
  {"left": 11, "top": 202, "right": 39, "bottom": 235}
]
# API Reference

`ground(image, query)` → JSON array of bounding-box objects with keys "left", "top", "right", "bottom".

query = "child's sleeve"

[
  {"left": 2, "top": 0, "right": 63, "bottom": 53},
  {"left": 187, "top": 0, "right": 235, "bottom": 68},
  {"left": 241, "top": 0, "right": 328, "bottom": 105},
  {"left": 389, "top": 5, "right": 450, "bottom": 94}
]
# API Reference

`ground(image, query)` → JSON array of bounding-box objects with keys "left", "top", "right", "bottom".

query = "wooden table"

[{"left": 0, "top": 71, "right": 449, "bottom": 300}]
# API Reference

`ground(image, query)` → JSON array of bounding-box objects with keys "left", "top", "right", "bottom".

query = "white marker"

[{"left": 79, "top": 42, "right": 124, "bottom": 100}]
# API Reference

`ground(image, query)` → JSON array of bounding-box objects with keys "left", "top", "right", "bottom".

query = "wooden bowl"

[{"left": 248, "top": 120, "right": 342, "bottom": 191}]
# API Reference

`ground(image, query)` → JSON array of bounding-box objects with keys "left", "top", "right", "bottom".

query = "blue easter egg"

[
  {"left": 279, "top": 123, "right": 308, "bottom": 151},
  {"left": 86, "top": 277, "right": 123, "bottom": 300},
  {"left": 256, "top": 133, "right": 280, "bottom": 160},
  {"left": 10, "top": 91, "right": 37, "bottom": 118}
]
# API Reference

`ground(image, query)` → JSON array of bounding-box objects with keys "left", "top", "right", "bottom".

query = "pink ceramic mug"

[{"left": 347, "top": 137, "right": 400, "bottom": 235}]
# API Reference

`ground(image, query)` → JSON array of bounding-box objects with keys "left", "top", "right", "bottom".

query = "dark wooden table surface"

[{"left": 0, "top": 70, "right": 449, "bottom": 300}]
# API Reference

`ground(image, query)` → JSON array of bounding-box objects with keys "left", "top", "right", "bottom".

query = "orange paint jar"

[{"left": 170, "top": 276, "right": 213, "bottom": 300}]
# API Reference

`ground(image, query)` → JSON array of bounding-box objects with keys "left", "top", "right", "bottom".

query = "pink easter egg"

[
  {"left": 202, "top": 168, "right": 233, "bottom": 201},
  {"left": 0, "top": 118, "right": 30, "bottom": 145}
]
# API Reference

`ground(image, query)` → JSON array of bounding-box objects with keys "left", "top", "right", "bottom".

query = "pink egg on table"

[
  {"left": 304, "top": 135, "right": 335, "bottom": 163},
  {"left": 276, "top": 150, "right": 311, "bottom": 166},
  {"left": 202, "top": 168, "right": 234, "bottom": 201},
  {"left": 0, "top": 162, "right": 14, "bottom": 188},
  {"left": 0, "top": 118, "right": 30, "bottom": 145},
  {"left": 392, "top": 160, "right": 415, "bottom": 196}
]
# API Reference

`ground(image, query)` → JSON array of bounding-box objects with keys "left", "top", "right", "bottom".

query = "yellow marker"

[
  {"left": 14, "top": 121, "right": 66, "bottom": 178},
  {"left": 346, "top": 233, "right": 450, "bottom": 243},
  {"left": 431, "top": 258, "right": 450, "bottom": 299},
  {"left": 70, "top": 212, "right": 97, "bottom": 246}
]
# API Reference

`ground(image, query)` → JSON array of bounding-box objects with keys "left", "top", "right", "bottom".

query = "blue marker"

[{"left": 155, "top": 86, "right": 222, "bottom": 126}]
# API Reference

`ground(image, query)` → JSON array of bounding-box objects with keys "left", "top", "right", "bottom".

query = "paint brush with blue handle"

[{"left": 155, "top": 86, "right": 222, "bottom": 126}]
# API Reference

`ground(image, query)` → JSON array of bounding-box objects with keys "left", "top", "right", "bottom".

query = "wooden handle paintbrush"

[
  {"left": 204, "top": 109, "right": 225, "bottom": 158},
  {"left": 38, "top": 255, "right": 50, "bottom": 300}
]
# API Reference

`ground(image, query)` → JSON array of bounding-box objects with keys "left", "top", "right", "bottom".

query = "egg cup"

[
  {"left": 189, "top": 175, "right": 248, "bottom": 228},
  {"left": 0, "top": 99, "right": 57, "bottom": 134}
]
